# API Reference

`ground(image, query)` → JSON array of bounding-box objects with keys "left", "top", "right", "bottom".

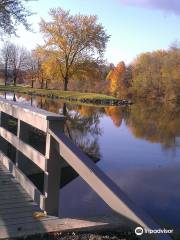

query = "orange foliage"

[
  {"left": 105, "top": 106, "right": 123, "bottom": 127},
  {"left": 78, "top": 106, "right": 95, "bottom": 117},
  {"left": 106, "top": 61, "right": 126, "bottom": 97}
]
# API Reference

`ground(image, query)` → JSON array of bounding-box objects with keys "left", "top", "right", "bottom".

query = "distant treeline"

[
  {"left": 107, "top": 43, "right": 180, "bottom": 102},
  {"left": 0, "top": 42, "right": 179, "bottom": 102}
]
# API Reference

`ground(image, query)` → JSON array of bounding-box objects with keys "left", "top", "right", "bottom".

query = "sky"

[{"left": 7, "top": 0, "right": 180, "bottom": 65}]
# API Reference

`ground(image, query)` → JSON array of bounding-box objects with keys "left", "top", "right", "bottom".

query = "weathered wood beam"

[
  {"left": 0, "top": 98, "right": 64, "bottom": 132},
  {"left": 0, "top": 127, "right": 46, "bottom": 171}
]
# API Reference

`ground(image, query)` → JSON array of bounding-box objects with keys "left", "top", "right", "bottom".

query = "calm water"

[{"left": 1, "top": 92, "right": 180, "bottom": 229}]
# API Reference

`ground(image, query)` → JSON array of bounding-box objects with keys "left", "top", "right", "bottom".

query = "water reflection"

[
  {"left": 125, "top": 102, "right": 180, "bottom": 150},
  {"left": 0, "top": 92, "right": 180, "bottom": 228},
  {"left": 2, "top": 92, "right": 180, "bottom": 152},
  {"left": 64, "top": 105, "right": 102, "bottom": 160}
]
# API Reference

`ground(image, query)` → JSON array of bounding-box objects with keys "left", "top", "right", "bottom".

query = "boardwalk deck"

[{"left": 0, "top": 161, "right": 111, "bottom": 239}]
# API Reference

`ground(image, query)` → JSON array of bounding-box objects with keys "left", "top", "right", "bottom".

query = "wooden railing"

[
  {"left": 0, "top": 98, "right": 172, "bottom": 240},
  {"left": 0, "top": 98, "right": 64, "bottom": 215}
]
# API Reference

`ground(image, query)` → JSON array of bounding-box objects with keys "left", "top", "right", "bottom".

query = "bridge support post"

[{"left": 43, "top": 120, "right": 64, "bottom": 216}]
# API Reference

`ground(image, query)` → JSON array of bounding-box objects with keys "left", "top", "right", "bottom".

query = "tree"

[
  {"left": 106, "top": 61, "right": 126, "bottom": 97},
  {"left": 0, "top": 0, "right": 34, "bottom": 35},
  {"left": 0, "top": 42, "right": 11, "bottom": 85},
  {"left": 130, "top": 48, "right": 180, "bottom": 101},
  {"left": 23, "top": 51, "right": 41, "bottom": 88},
  {"left": 36, "top": 8, "right": 110, "bottom": 91},
  {"left": 8, "top": 43, "right": 29, "bottom": 86}
]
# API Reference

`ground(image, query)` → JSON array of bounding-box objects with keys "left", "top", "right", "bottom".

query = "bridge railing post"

[
  {"left": 43, "top": 119, "right": 65, "bottom": 216},
  {"left": 15, "top": 119, "right": 20, "bottom": 168}
]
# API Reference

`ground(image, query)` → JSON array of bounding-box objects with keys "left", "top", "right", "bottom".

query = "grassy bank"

[
  {"left": 0, "top": 84, "right": 133, "bottom": 106},
  {"left": 0, "top": 85, "right": 117, "bottom": 101}
]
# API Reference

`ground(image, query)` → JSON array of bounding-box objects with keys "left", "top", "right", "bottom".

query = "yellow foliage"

[
  {"left": 107, "top": 61, "right": 126, "bottom": 97},
  {"left": 34, "top": 8, "right": 110, "bottom": 90}
]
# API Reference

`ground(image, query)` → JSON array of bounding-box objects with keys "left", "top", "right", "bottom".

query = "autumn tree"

[
  {"left": 36, "top": 8, "right": 110, "bottom": 91},
  {"left": 70, "top": 61, "right": 108, "bottom": 92},
  {"left": 106, "top": 61, "right": 127, "bottom": 97},
  {"left": 130, "top": 47, "right": 180, "bottom": 101},
  {"left": 0, "top": 0, "right": 34, "bottom": 35}
]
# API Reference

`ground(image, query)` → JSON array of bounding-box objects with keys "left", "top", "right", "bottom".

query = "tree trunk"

[
  {"left": 63, "top": 103, "right": 67, "bottom": 115},
  {"left": 13, "top": 69, "right": 17, "bottom": 86},
  {"left": 14, "top": 76, "right": 17, "bottom": 86},
  {"left": 31, "top": 80, "right": 34, "bottom": 88},
  {"left": 41, "top": 78, "right": 44, "bottom": 89},
  {"left": 4, "top": 62, "right": 8, "bottom": 86},
  {"left": 13, "top": 93, "right": 16, "bottom": 102},
  {"left": 45, "top": 80, "right": 48, "bottom": 89},
  {"left": 40, "top": 71, "right": 44, "bottom": 89},
  {"left": 64, "top": 76, "right": 68, "bottom": 91}
]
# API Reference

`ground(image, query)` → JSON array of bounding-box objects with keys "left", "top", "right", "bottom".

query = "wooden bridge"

[{"left": 0, "top": 98, "right": 172, "bottom": 239}]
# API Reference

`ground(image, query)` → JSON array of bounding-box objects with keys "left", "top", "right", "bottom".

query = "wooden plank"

[
  {"left": 0, "top": 185, "right": 26, "bottom": 192},
  {"left": 0, "top": 180, "right": 19, "bottom": 186},
  {"left": 0, "top": 201, "right": 38, "bottom": 210},
  {"left": 0, "top": 209, "right": 41, "bottom": 219},
  {"left": 0, "top": 196, "right": 31, "bottom": 202},
  {"left": 0, "top": 218, "right": 109, "bottom": 240},
  {"left": 0, "top": 216, "right": 43, "bottom": 226},
  {"left": 0, "top": 192, "right": 31, "bottom": 200},
  {"left": 0, "top": 151, "right": 45, "bottom": 210},
  {"left": 0, "top": 204, "right": 39, "bottom": 213},
  {"left": 0, "top": 211, "right": 38, "bottom": 220},
  {"left": 0, "top": 200, "right": 33, "bottom": 207},
  {"left": 0, "top": 215, "right": 59, "bottom": 227}
]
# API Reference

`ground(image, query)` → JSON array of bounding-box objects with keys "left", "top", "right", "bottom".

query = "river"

[{"left": 0, "top": 92, "right": 180, "bottom": 230}]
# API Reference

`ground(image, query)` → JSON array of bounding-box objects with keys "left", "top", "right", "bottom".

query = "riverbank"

[{"left": 0, "top": 85, "right": 132, "bottom": 105}]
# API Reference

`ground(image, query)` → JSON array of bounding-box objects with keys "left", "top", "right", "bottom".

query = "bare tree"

[
  {"left": 25, "top": 51, "right": 44, "bottom": 88},
  {"left": 0, "top": 42, "right": 12, "bottom": 85},
  {"left": 8, "top": 43, "right": 29, "bottom": 86}
]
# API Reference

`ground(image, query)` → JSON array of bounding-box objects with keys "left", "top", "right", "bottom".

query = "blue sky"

[{"left": 10, "top": 0, "right": 180, "bottom": 64}]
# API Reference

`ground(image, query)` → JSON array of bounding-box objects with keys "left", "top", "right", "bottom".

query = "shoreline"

[{"left": 0, "top": 85, "right": 133, "bottom": 106}]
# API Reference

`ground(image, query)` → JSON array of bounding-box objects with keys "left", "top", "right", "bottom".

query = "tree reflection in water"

[
  {"left": 124, "top": 101, "right": 180, "bottom": 151},
  {"left": 2, "top": 92, "right": 180, "bottom": 151},
  {"left": 27, "top": 97, "right": 103, "bottom": 162},
  {"left": 2, "top": 92, "right": 180, "bottom": 153},
  {"left": 1, "top": 92, "right": 180, "bottom": 222},
  {"left": 63, "top": 104, "right": 102, "bottom": 161}
]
